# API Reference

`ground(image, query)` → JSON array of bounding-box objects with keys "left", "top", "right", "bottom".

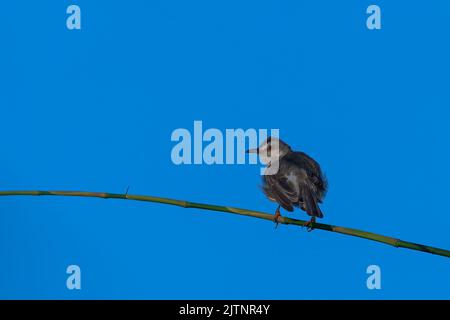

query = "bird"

[{"left": 246, "top": 137, "right": 327, "bottom": 231}]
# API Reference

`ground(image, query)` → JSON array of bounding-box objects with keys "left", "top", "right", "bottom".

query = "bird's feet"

[
  {"left": 273, "top": 207, "right": 282, "bottom": 229},
  {"left": 303, "top": 217, "right": 316, "bottom": 232}
]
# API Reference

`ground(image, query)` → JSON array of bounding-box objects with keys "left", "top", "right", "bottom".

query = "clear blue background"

[{"left": 0, "top": 0, "right": 449, "bottom": 299}]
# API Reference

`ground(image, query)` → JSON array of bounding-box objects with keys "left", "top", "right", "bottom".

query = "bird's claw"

[
  {"left": 273, "top": 208, "right": 281, "bottom": 229},
  {"left": 303, "top": 218, "right": 316, "bottom": 232},
  {"left": 273, "top": 216, "right": 280, "bottom": 229}
]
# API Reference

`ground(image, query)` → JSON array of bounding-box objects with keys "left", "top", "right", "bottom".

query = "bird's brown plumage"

[{"left": 261, "top": 147, "right": 327, "bottom": 218}]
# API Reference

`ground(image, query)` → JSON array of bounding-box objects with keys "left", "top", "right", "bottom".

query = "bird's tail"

[{"left": 302, "top": 188, "right": 324, "bottom": 218}]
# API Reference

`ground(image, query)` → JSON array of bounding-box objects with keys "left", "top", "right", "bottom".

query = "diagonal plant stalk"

[{"left": 0, "top": 190, "right": 449, "bottom": 258}]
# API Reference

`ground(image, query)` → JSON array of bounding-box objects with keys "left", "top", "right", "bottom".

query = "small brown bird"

[{"left": 247, "top": 137, "right": 328, "bottom": 231}]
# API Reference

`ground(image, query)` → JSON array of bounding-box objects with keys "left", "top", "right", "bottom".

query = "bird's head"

[{"left": 246, "top": 137, "right": 291, "bottom": 164}]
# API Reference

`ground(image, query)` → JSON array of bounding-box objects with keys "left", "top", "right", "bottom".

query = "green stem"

[{"left": 0, "top": 190, "right": 449, "bottom": 258}]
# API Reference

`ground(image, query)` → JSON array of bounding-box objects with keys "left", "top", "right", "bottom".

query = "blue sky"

[{"left": 0, "top": 1, "right": 449, "bottom": 299}]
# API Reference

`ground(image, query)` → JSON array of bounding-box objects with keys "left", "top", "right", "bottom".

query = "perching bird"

[{"left": 246, "top": 137, "right": 327, "bottom": 231}]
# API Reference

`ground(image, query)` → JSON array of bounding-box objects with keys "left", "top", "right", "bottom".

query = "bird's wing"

[
  {"left": 263, "top": 174, "right": 298, "bottom": 212},
  {"left": 289, "top": 152, "right": 328, "bottom": 200},
  {"left": 290, "top": 153, "right": 322, "bottom": 180},
  {"left": 300, "top": 182, "right": 324, "bottom": 218}
]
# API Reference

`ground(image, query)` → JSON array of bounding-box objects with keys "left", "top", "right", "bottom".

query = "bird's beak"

[{"left": 246, "top": 148, "right": 259, "bottom": 154}]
